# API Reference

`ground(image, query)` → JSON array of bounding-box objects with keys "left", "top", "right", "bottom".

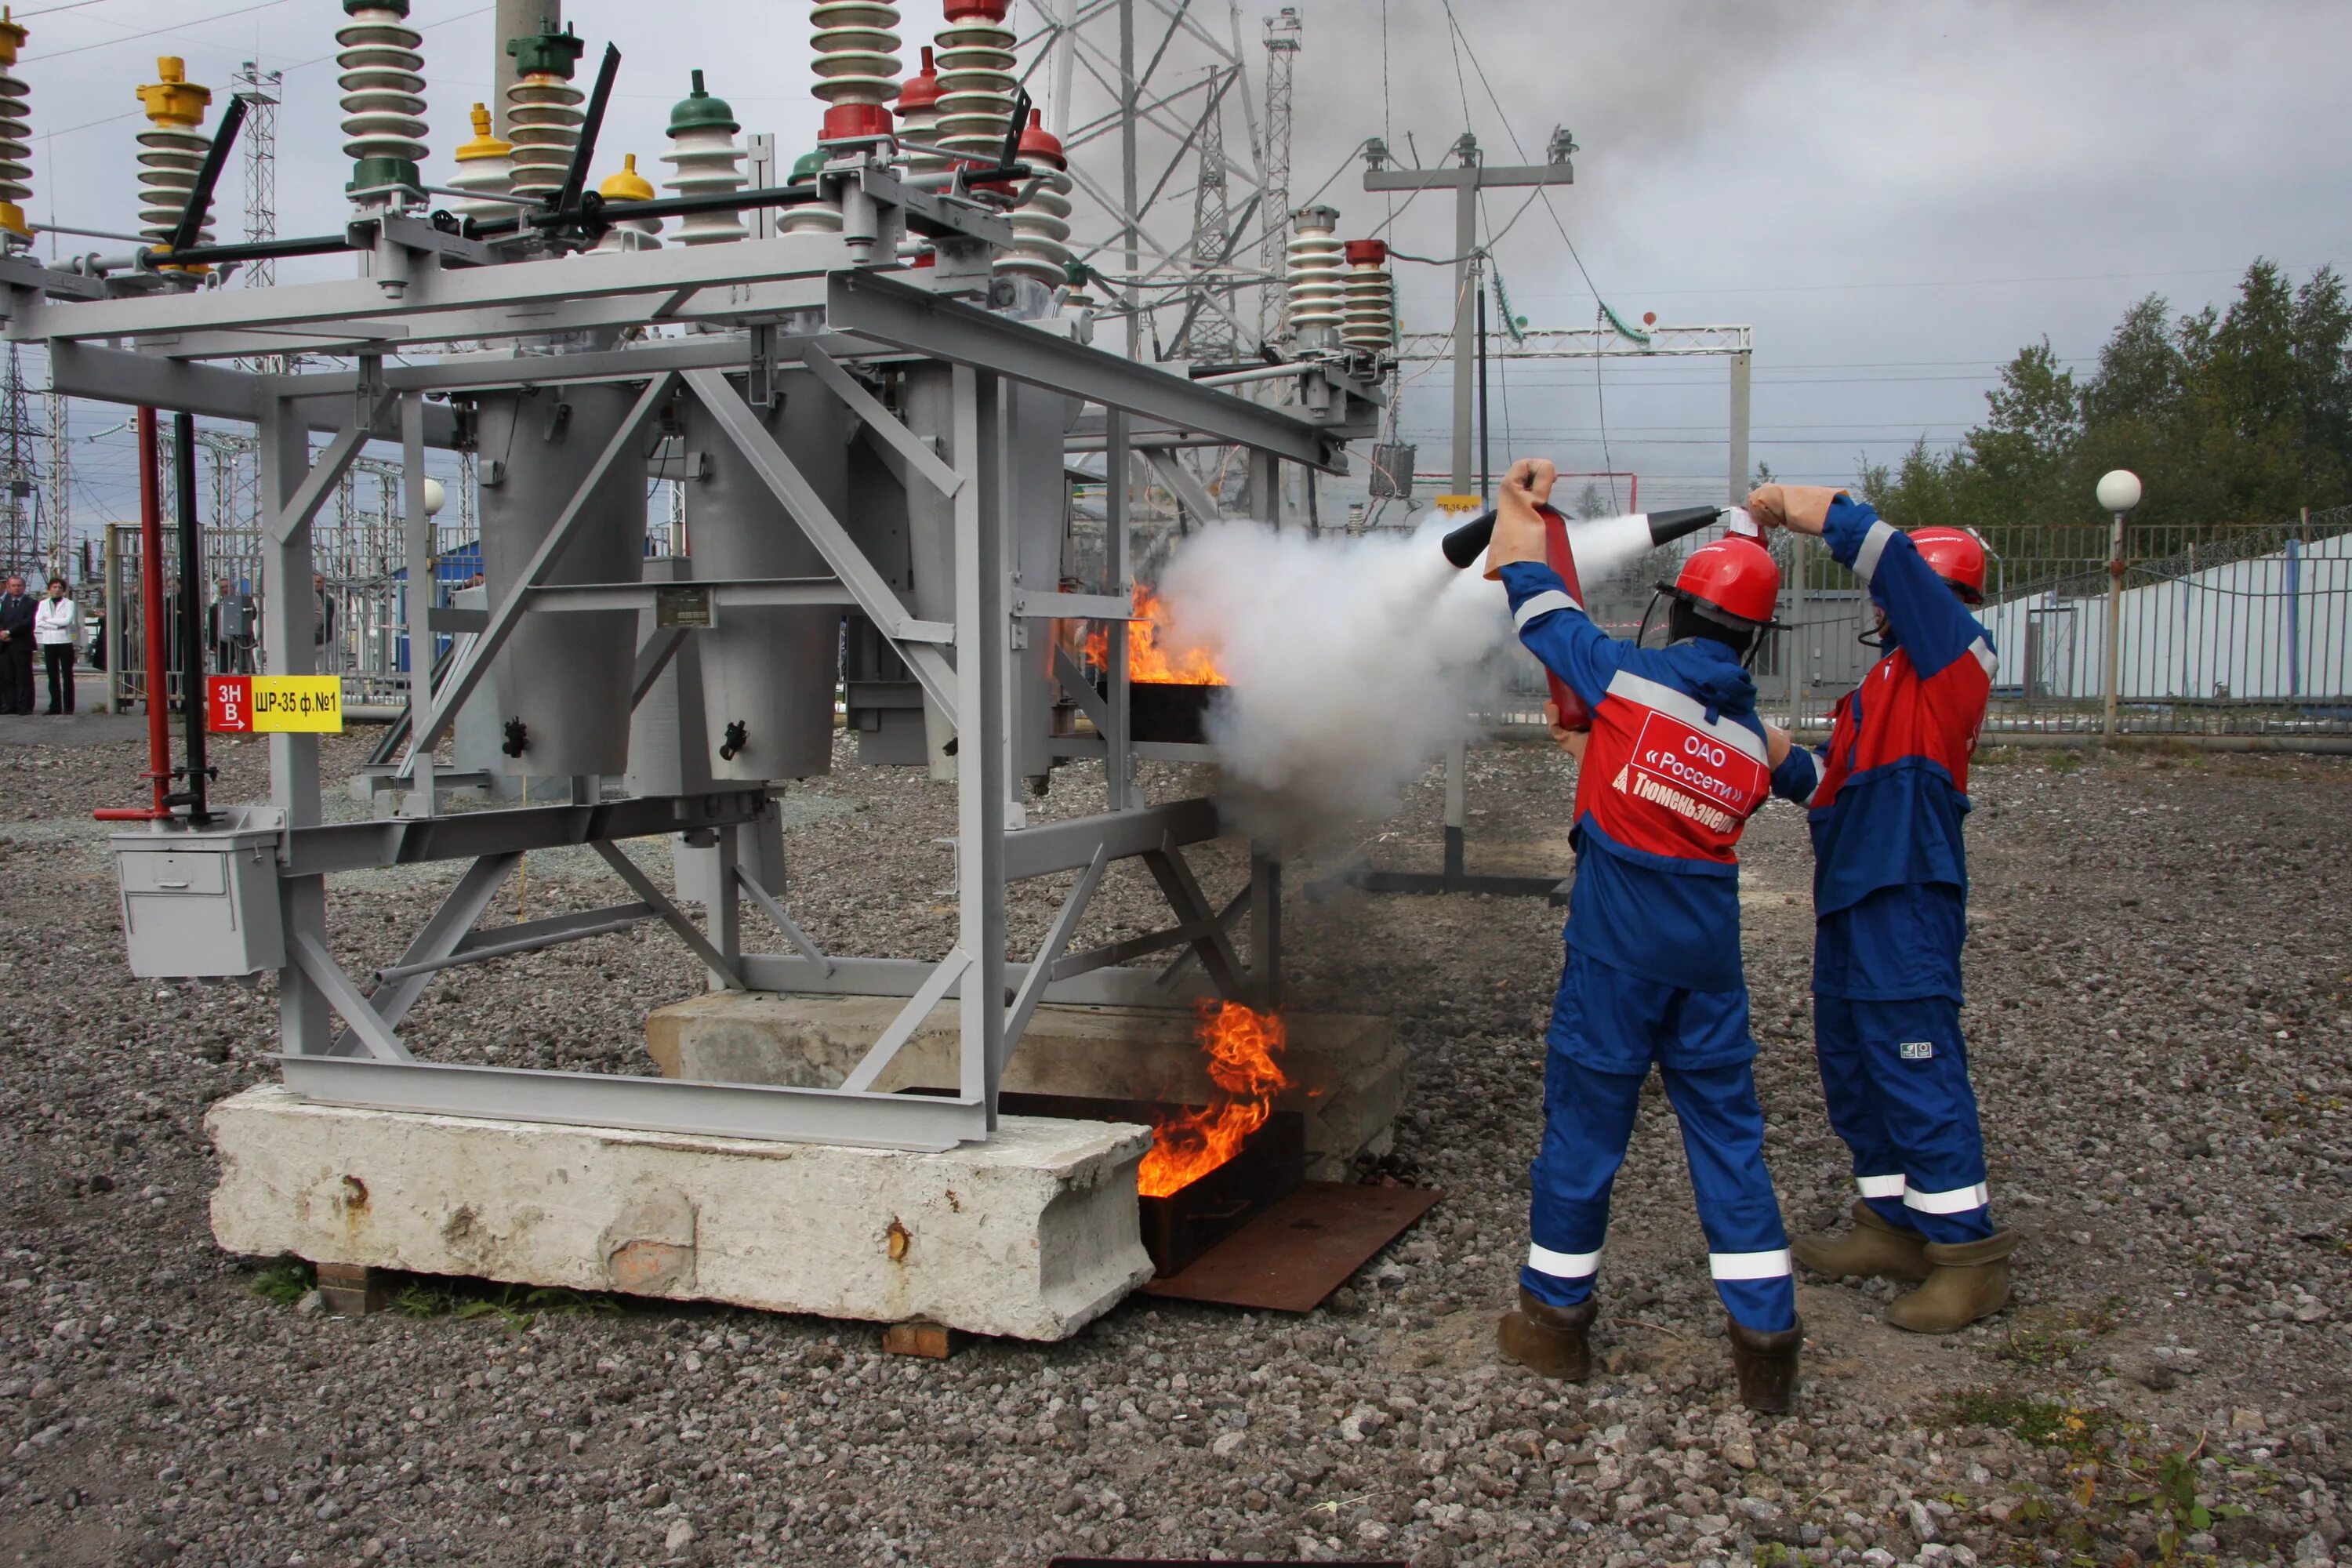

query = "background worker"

[
  {"left": 1487, "top": 456, "right": 1804, "bottom": 1414},
  {"left": 34, "top": 575, "right": 78, "bottom": 715},
  {"left": 1748, "top": 484, "right": 2014, "bottom": 1333}
]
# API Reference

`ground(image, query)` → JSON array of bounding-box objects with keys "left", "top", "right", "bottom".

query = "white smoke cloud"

[{"left": 1154, "top": 518, "right": 1512, "bottom": 850}]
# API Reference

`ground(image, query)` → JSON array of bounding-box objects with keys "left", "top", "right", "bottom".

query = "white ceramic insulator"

[
  {"left": 1341, "top": 260, "right": 1396, "bottom": 350},
  {"left": 934, "top": 18, "right": 1014, "bottom": 156},
  {"left": 0, "top": 68, "right": 29, "bottom": 210},
  {"left": 447, "top": 153, "right": 516, "bottom": 225},
  {"left": 898, "top": 101, "right": 948, "bottom": 176},
  {"left": 1287, "top": 226, "right": 1344, "bottom": 337},
  {"left": 812, "top": 1, "right": 901, "bottom": 111},
  {"left": 661, "top": 124, "right": 747, "bottom": 245},
  {"left": 779, "top": 194, "right": 843, "bottom": 234},
  {"left": 997, "top": 168, "right": 1071, "bottom": 288},
  {"left": 336, "top": 6, "right": 427, "bottom": 169},
  {"left": 591, "top": 216, "right": 662, "bottom": 255},
  {"left": 136, "top": 123, "right": 214, "bottom": 245},
  {"left": 506, "top": 74, "right": 583, "bottom": 200}
]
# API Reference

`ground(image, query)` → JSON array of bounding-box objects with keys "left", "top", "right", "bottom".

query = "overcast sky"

[{"left": 16, "top": 0, "right": 2352, "bottom": 529}]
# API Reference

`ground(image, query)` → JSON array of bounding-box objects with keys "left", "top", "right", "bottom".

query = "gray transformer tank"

[
  {"left": 474, "top": 383, "right": 648, "bottom": 779},
  {"left": 684, "top": 376, "right": 846, "bottom": 783}
]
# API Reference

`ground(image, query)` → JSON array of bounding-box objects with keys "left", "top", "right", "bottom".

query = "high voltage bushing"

[
  {"left": 0, "top": 9, "right": 31, "bottom": 241},
  {"left": 448, "top": 103, "right": 517, "bottom": 226},
  {"left": 336, "top": 0, "right": 428, "bottom": 198},
  {"left": 134, "top": 56, "right": 213, "bottom": 260},
  {"left": 503, "top": 22, "right": 586, "bottom": 203},
  {"left": 998, "top": 110, "right": 1071, "bottom": 289},
  {"left": 811, "top": 0, "right": 901, "bottom": 145},
  {"left": 1286, "top": 204, "right": 1343, "bottom": 351},
  {"left": 662, "top": 72, "right": 746, "bottom": 247},
  {"left": 1340, "top": 238, "right": 1396, "bottom": 354},
  {"left": 779, "top": 148, "right": 840, "bottom": 235},
  {"left": 590, "top": 154, "right": 662, "bottom": 253},
  {"left": 931, "top": 0, "right": 1012, "bottom": 162}
]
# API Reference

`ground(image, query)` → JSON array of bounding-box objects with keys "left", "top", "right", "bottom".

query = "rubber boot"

[
  {"left": 1497, "top": 1287, "right": 1596, "bottom": 1381},
  {"left": 1886, "top": 1230, "right": 2017, "bottom": 1334},
  {"left": 1727, "top": 1316, "right": 1802, "bottom": 1414},
  {"left": 1791, "top": 1199, "right": 1931, "bottom": 1283}
]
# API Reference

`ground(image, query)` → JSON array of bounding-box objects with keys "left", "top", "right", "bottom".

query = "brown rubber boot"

[
  {"left": 1727, "top": 1316, "right": 1802, "bottom": 1414},
  {"left": 1791, "top": 1199, "right": 1932, "bottom": 1283},
  {"left": 1886, "top": 1230, "right": 2018, "bottom": 1334},
  {"left": 1497, "top": 1287, "right": 1596, "bottom": 1381}
]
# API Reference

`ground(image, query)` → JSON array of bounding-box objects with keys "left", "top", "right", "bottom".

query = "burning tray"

[
  {"left": 997, "top": 1091, "right": 1305, "bottom": 1276},
  {"left": 1098, "top": 679, "right": 1222, "bottom": 746}
]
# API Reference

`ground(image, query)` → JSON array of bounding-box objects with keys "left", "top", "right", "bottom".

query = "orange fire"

[
  {"left": 1136, "top": 1000, "right": 1289, "bottom": 1197},
  {"left": 1083, "top": 583, "right": 1230, "bottom": 686}
]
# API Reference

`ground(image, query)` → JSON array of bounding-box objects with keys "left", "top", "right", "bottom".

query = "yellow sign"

[{"left": 249, "top": 675, "right": 344, "bottom": 732}]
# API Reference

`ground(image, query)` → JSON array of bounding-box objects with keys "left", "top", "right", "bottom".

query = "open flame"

[
  {"left": 1136, "top": 1000, "right": 1288, "bottom": 1197},
  {"left": 1084, "top": 583, "right": 1230, "bottom": 686}
]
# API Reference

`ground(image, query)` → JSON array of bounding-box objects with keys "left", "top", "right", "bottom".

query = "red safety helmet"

[
  {"left": 1911, "top": 526, "right": 1987, "bottom": 604},
  {"left": 1670, "top": 535, "right": 1784, "bottom": 630}
]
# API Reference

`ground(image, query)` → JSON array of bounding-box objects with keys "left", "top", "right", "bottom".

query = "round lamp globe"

[
  {"left": 2095, "top": 469, "right": 2142, "bottom": 514},
  {"left": 422, "top": 477, "right": 448, "bottom": 517}
]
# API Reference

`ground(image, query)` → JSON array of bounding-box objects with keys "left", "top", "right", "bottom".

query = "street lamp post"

[{"left": 2096, "top": 469, "right": 2142, "bottom": 742}]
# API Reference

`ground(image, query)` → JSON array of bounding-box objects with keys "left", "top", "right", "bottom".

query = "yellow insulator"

[
  {"left": 135, "top": 56, "right": 213, "bottom": 263},
  {"left": 0, "top": 8, "right": 32, "bottom": 241},
  {"left": 447, "top": 103, "right": 516, "bottom": 226},
  {"left": 590, "top": 154, "right": 662, "bottom": 254}
]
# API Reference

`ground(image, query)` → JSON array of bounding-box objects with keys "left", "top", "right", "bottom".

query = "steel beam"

[
  {"left": 348, "top": 851, "right": 521, "bottom": 1044},
  {"left": 739, "top": 953, "right": 1213, "bottom": 1007},
  {"left": 1002, "top": 796, "right": 1220, "bottom": 880},
  {"left": 824, "top": 270, "right": 1342, "bottom": 470},
  {"left": 593, "top": 841, "right": 744, "bottom": 991},
  {"left": 278, "top": 1054, "right": 986, "bottom": 1151},
  {"left": 281, "top": 790, "right": 769, "bottom": 877},
  {"left": 290, "top": 935, "right": 413, "bottom": 1064},
  {"left": 839, "top": 948, "right": 972, "bottom": 1094},
  {"left": 801, "top": 343, "right": 964, "bottom": 499}
]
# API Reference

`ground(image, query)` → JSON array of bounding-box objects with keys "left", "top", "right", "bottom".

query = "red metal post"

[{"left": 94, "top": 407, "right": 172, "bottom": 821}]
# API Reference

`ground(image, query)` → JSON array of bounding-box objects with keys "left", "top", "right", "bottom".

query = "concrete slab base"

[
  {"left": 208, "top": 1084, "right": 1154, "bottom": 1341},
  {"left": 645, "top": 997, "right": 1407, "bottom": 1181}
]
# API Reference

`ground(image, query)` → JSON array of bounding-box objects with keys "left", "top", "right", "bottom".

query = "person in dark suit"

[{"left": 0, "top": 575, "right": 35, "bottom": 714}]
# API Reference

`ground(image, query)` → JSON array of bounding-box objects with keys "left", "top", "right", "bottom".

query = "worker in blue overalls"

[
  {"left": 1486, "top": 456, "right": 1804, "bottom": 1412},
  {"left": 1748, "top": 484, "right": 2015, "bottom": 1333}
]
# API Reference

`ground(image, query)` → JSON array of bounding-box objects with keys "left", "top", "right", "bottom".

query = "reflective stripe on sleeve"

[
  {"left": 1969, "top": 637, "right": 1998, "bottom": 677},
  {"left": 1708, "top": 1247, "right": 1793, "bottom": 1281},
  {"left": 1855, "top": 1174, "right": 1906, "bottom": 1200},
  {"left": 1852, "top": 518, "right": 1898, "bottom": 587},
  {"left": 1904, "top": 1181, "right": 1990, "bottom": 1216},
  {"left": 1526, "top": 1242, "right": 1602, "bottom": 1279},
  {"left": 1513, "top": 590, "right": 1581, "bottom": 629},
  {"left": 1784, "top": 750, "right": 1820, "bottom": 804}
]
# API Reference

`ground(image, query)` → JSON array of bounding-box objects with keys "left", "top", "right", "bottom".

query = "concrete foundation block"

[
  {"left": 645, "top": 996, "right": 1406, "bottom": 1181},
  {"left": 208, "top": 1084, "right": 1154, "bottom": 1341}
]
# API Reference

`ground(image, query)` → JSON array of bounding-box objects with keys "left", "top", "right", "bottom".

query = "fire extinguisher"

[{"left": 1519, "top": 503, "right": 1588, "bottom": 728}]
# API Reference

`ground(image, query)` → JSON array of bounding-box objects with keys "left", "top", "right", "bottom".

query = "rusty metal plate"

[{"left": 1141, "top": 1181, "right": 1443, "bottom": 1312}]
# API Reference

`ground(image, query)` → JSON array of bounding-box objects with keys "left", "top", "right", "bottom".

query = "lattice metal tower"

[
  {"left": 1258, "top": 5, "right": 1299, "bottom": 339},
  {"left": 234, "top": 63, "right": 281, "bottom": 289},
  {"left": 1173, "top": 68, "right": 1237, "bottom": 361},
  {"left": 0, "top": 345, "right": 39, "bottom": 576},
  {"left": 44, "top": 383, "right": 67, "bottom": 580}
]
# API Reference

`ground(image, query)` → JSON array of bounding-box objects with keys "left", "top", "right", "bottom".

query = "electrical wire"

[{"left": 36, "top": 0, "right": 295, "bottom": 60}]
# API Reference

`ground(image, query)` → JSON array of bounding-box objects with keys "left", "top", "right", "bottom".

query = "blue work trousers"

[
  {"left": 1523, "top": 949, "right": 1795, "bottom": 1332},
  {"left": 1813, "top": 992, "right": 1994, "bottom": 1244}
]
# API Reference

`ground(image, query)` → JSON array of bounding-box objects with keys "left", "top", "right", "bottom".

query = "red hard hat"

[
  {"left": 1911, "top": 526, "right": 1987, "bottom": 603},
  {"left": 1671, "top": 534, "right": 1782, "bottom": 629}
]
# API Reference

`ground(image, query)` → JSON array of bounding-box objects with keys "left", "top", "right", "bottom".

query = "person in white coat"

[{"left": 33, "top": 576, "right": 78, "bottom": 715}]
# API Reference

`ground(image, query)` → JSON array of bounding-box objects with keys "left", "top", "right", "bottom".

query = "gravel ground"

[{"left": 1, "top": 721, "right": 2347, "bottom": 1568}]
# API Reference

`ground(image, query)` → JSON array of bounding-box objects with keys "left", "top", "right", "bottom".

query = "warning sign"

[{"left": 206, "top": 675, "right": 344, "bottom": 734}]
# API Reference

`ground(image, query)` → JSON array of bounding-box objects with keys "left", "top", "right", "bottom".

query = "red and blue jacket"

[
  {"left": 1769, "top": 496, "right": 1996, "bottom": 923},
  {"left": 1503, "top": 560, "right": 1776, "bottom": 996}
]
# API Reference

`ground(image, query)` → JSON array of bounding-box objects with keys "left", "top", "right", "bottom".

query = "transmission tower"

[
  {"left": 1172, "top": 68, "right": 1238, "bottom": 361},
  {"left": 0, "top": 346, "right": 40, "bottom": 577},
  {"left": 44, "top": 383, "right": 67, "bottom": 581},
  {"left": 234, "top": 63, "right": 280, "bottom": 289},
  {"left": 1258, "top": 5, "right": 1299, "bottom": 339}
]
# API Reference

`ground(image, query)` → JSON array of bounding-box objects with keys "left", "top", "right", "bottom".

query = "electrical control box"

[{"left": 111, "top": 808, "right": 286, "bottom": 978}]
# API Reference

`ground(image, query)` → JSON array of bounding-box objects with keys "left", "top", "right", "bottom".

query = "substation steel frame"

[{"left": 16, "top": 220, "right": 1374, "bottom": 1152}]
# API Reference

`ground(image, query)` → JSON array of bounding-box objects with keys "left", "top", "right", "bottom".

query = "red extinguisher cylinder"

[{"left": 1534, "top": 504, "right": 1591, "bottom": 730}]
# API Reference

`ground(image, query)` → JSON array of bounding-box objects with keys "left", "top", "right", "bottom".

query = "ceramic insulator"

[
  {"left": 1000, "top": 169, "right": 1072, "bottom": 289},
  {"left": 933, "top": 13, "right": 1014, "bottom": 158},
  {"left": 811, "top": 2, "right": 900, "bottom": 128},
  {"left": 0, "top": 73, "right": 28, "bottom": 236},
  {"left": 1341, "top": 257, "right": 1396, "bottom": 352},
  {"left": 505, "top": 72, "right": 583, "bottom": 201},
  {"left": 662, "top": 125, "right": 747, "bottom": 245},
  {"left": 336, "top": 5, "right": 427, "bottom": 170},
  {"left": 136, "top": 127, "right": 212, "bottom": 245},
  {"left": 1286, "top": 213, "right": 1344, "bottom": 345}
]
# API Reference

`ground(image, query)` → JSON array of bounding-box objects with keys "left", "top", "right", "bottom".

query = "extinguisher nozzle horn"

[
  {"left": 1643, "top": 505, "right": 1726, "bottom": 546},
  {"left": 1439, "top": 510, "right": 1498, "bottom": 569}
]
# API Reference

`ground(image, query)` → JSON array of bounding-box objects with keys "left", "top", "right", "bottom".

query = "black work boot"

[
  {"left": 1726, "top": 1316, "right": 1802, "bottom": 1414},
  {"left": 1497, "top": 1287, "right": 1596, "bottom": 1381}
]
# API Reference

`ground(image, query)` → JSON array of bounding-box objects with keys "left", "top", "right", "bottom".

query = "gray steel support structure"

[{"left": 17, "top": 169, "right": 1375, "bottom": 1152}]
